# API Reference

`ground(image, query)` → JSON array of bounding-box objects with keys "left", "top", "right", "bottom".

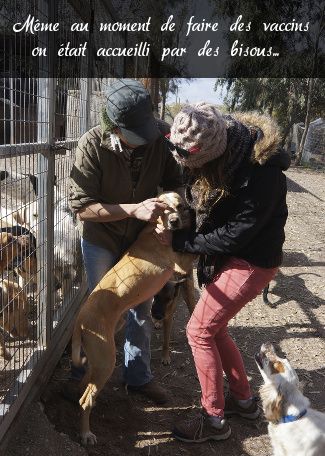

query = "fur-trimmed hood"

[{"left": 232, "top": 112, "right": 287, "bottom": 167}]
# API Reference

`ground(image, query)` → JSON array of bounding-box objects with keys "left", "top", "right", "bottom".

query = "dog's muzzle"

[
  {"left": 255, "top": 352, "right": 264, "bottom": 369},
  {"left": 168, "top": 214, "right": 182, "bottom": 230}
]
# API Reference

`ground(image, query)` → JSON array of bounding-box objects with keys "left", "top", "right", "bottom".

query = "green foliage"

[
  {"left": 209, "top": 1, "right": 324, "bottom": 77},
  {"left": 215, "top": 78, "right": 325, "bottom": 141}
]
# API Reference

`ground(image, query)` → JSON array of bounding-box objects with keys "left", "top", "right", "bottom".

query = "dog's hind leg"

[
  {"left": 182, "top": 270, "right": 197, "bottom": 314},
  {"left": 79, "top": 337, "right": 116, "bottom": 446},
  {"left": 161, "top": 315, "right": 174, "bottom": 365}
]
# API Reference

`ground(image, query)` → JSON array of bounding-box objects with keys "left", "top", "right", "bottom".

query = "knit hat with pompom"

[{"left": 170, "top": 102, "right": 228, "bottom": 169}]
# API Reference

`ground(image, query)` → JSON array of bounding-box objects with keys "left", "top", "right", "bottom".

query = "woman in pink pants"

[{"left": 155, "top": 104, "right": 290, "bottom": 442}]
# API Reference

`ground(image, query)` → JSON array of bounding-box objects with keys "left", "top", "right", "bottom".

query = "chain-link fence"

[{"left": 0, "top": 0, "right": 130, "bottom": 445}]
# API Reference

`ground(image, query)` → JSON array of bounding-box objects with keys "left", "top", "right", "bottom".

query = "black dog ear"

[
  {"left": 28, "top": 174, "right": 38, "bottom": 196},
  {"left": 0, "top": 170, "right": 9, "bottom": 181}
]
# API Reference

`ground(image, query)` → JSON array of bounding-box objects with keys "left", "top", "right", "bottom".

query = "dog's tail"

[{"left": 71, "top": 322, "right": 82, "bottom": 367}]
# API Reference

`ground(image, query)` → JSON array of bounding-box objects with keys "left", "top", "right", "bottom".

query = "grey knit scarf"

[{"left": 186, "top": 115, "right": 257, "bottom": 231}]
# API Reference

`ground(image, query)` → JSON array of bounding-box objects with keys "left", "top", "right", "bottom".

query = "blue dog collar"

[{"left": 279, "top": 409, "right": 307, "bottom": 424}]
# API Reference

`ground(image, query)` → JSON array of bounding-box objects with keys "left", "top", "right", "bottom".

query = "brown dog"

[
  {"left": 14, "top": 253, "right": 38, "bottom": 292},
  {"left": 0, "top": 232, "right": 17, "bottom": 273},
  {"left": 152, "top": 270, "right": 196, "bottom": 365},
  {"left": 0, "top": 279, "right": 30, "bottom": 360},
  {"left": 71, "top": 192, "right": 195, "bottom": 445},
  {"left": 0, "top": 230, "right": 37, "bottom": 291},
  {"left": 0, "top": 232, "right": 30, "bottom": 272}
]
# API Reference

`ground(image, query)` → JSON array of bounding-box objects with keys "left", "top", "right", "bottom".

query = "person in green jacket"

[{"left": 68, "top": 79, "right": 183, "bottom": 404}]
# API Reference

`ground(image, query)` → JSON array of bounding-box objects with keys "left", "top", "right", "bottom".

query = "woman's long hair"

[{"left": 191, "top": 147, "right": 231, "bottom": 208}]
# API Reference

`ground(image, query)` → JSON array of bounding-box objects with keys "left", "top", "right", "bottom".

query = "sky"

[{"left": 167, "top": 78, "right": 225, "bottom": 105}]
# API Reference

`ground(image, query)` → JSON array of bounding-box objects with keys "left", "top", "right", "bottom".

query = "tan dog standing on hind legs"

[{"left": 72, "top": 192, "right": 195, "bottom": 445}]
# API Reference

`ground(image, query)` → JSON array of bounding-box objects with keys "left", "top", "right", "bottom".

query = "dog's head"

[
  {"left": 255, "top": 343, "right": 303, "bottom": 423},
  {"left": 255, "top": 343, "right": 299, "bottom": 387},
  {"left": 11, "top": 229, "right": 38, "bottom": 282},
  {"left": 15, "top": 254, "right": 38, "bottom": 287},
  {"left": 0, "top": 231, "right": 36, "bottom": 272},
  {"left": 0, "top": 232, "right": 14, "bottom": 249},
  {"left": 152, "top": 279, "right": 183, "bottom": 321},
  {"left": 0, "top": 232, "right": 18, "bottom": 265},
  {"left": 157, "top": 192, "right": 190, "bottom": 231}
]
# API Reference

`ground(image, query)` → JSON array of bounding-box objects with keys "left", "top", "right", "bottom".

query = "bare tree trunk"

[
  {"left": 281, "top": 122, "right": 295, "bottom": 148},
  {"left": 160, "top": 93, "right": 166, "bottom": 120},
  {"left": 295, "top": 78, "right": 315, "bottom": 164},
  {"left": 139, "top": 78, "right": 160, "bottom": 114},
  {"left": 282, "top": 80, "right": 296, "bottom": 148},
  {"left": 296, "top": 4, "right": 325, "bottom": 164},
  {"left": 159, "top": 79, "right": 169, "bottom": 120},
  {"left": 150, "top": 78, "right": 160, "bottom": 114}
]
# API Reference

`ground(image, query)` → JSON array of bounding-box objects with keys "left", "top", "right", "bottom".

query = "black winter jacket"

[{"left": 173, "top": 133, "right": 290, "bottom": 286}]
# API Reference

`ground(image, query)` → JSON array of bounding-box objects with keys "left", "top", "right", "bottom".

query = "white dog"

[{"left": 255, "top": 343, "right": 325, "bottom": 456}]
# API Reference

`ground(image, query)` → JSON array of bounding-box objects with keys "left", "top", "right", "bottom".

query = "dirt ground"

[{"left": 5, "top": 166, "right": 325, "bottom": 456}]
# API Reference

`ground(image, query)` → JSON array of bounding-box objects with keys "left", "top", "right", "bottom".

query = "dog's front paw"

[
  {"left": 81, "top": 431, "right": 97, "bottom": 446},
  {"left": 161, "top": 353, "right": 171, "bottom": 365}
]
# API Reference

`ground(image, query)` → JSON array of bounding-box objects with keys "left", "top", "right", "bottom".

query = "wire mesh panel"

[
  {"left": 0, "top": 78, "right": 91, "bottom": 431},
  {"left": 0, "top": 0, "right": 127, "bottom": 445},
  {"left": 0, "top": 152, "right": 41, "bottom": 415},
  {"left": 0, "top": 74, "right": 53, "bottom": 420},
  {"left": 53, "top": 78, "right": 86, "bottom": 326}
]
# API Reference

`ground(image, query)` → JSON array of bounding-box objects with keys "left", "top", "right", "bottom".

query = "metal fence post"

[
  {"left": 37, "top": 0, "right": 56, "bottom": 347},
  {"left": 80, "top": 14, "right": 92, "bottom": 135},
  {"left": 79, "top": 78, "right": 91, "bottom": 135}
]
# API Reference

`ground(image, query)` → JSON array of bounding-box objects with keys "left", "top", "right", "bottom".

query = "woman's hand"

[
  {"left": 130, "top": 198, "right": 169, "bottom": 223},
  {"left": 154, "top": 225, "right": 173, "bottom": 246}
]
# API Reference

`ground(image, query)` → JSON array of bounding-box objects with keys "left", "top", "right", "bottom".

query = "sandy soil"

[{"left": 4, "top": 166, "right": 325, "bottom": 456}]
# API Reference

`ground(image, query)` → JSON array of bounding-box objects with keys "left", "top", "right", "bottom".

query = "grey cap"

[{"left": 106, "top": 79, "right": 160, "bottom": 146}]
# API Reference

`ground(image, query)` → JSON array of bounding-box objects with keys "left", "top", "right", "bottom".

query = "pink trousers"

[{"left": 187, "top": 257, "right": 278, "bottom": 417}]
